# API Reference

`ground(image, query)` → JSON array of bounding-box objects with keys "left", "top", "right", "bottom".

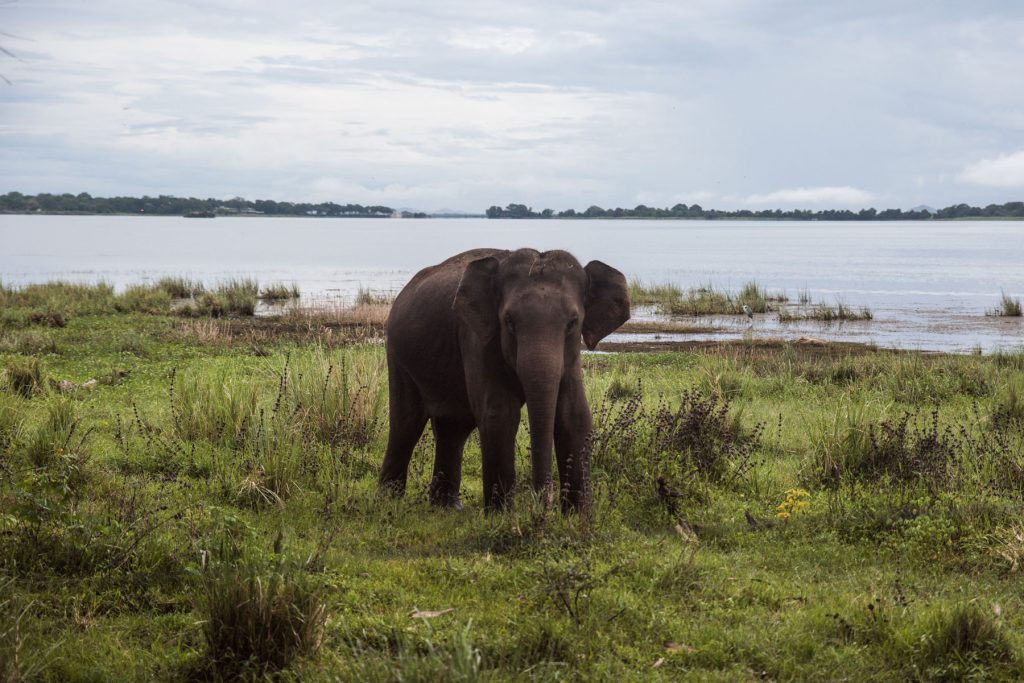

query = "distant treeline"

[
  {"left": 485, "top": 201, "right": 1024, "bottom": 220},
  {"left": 0, "top": 192, "right": 395, "bottom": 217}
]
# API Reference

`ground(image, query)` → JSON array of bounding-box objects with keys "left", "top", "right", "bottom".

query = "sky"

[{"left": 2, "top": 0, "right": 1024, "bottom": 212}]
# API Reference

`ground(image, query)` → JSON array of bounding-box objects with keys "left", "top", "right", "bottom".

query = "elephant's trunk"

[{"left": 517, "top": 340, "right": 563, "bottom": 504}]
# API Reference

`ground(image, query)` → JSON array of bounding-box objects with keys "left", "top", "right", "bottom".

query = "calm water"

[{"left": 1, "top": 215, "right": 1022, "bottom": 353}]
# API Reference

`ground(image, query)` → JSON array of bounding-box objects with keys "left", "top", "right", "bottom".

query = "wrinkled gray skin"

[{"left": 378, "top": 248, "right": 630, "bottom": 511}]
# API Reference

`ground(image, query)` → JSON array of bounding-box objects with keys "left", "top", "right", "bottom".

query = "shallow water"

[{"left": 1, "top": 215, "right": 1022, "bottom": 353}]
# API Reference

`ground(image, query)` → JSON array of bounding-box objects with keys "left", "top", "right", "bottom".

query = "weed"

[
  {"left": 0, "top": 330, "right": 58, "bottom": 356},
  {"left": 199, "top": 565, "right": 327, "bottom": 676},
  {"left": 169, "top": 367, "right": 259, "bottom": 447},
  {"left": 21, "top": 398, "right": 90, "bottom": 470},
  {"left": 628, "top": 280, "right": 682, "bottom": 307},
  {"left": 2, "top": 357, "right": 46, "bottom": 397},
  {"left": 259, "top": 282, "right": 301, "bottom": 300},
  {"left": 156, "top": 276, "right": 205, "bottom": 298},
  {"left": 282, "top": 348, "right": 386, "bottom": 449},
  {"left": 114, "top": 284, "right": 172, "bottom": 314},
  {"left": 26, "top": 310, "right": 66, "bottom": 327},
  {"left": 662, "top": 280, "right": 785, "bottom": 316},
  {"left": 651, "top": 388, "right": 764, "bottom": 484},
  {"left": 989, "top": 291, "right": 1022, "bottom": 317},
  {"left": 911, "top": 604, "right": 1013, "bottom": 677},
  {"left": 354, "top": 286, "right": 394, "bottom": 306},
  {"left": 779, "top": 301, "right": 873, "bottom": 322}
]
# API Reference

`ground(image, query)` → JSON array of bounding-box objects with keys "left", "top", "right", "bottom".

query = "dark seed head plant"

[{"left": 586, "top": 382, "right": 764, "bottom": 514}]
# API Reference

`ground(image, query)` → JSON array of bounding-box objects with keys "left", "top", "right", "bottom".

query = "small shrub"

[
  {"left": 651, "top": 388, "right": 763, "bottom": 484},
  {"left": 2, "top": 357, "right": 46, "bottom": 397},
  {"left": 811, "top": 410, "right": 955, "bottom": 490},
  {"left": 200, "top": 566, "right": 327, "bottom": 676}
]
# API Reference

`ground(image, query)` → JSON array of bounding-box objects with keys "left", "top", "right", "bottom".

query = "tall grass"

[
  {"left": 2, "top": 357, "right": 47, "bottom": 397},
  {"left": 779, "top": 301, "right": 874, "bottom": 322},
  {"left": 354, "top": 286, "right": 394, "bottom": 306},
  {"left": 631, "top": 280, "right": 788, "bottom": 316},
  {"left": 199, "top": 565, "right": 327, "bottom": 676},
  {"left": 169, "top": 368, "right": 261, "bottom": 447},
  {"left": 259, "top": 282, "right": 301, "bottom": 301},
  {"left": 156, "top": 277, "right": 205, "bottom": 298},
  {"left": 628, "top": 280, "right": 682, "bottom": 307},
  {"left": 990, "top": 291, "right": 1023, "bottom": 317}
]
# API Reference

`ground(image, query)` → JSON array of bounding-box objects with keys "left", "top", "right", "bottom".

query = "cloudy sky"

[{"left": 2, "top": 0, "right": 1023, "bottom": 212}]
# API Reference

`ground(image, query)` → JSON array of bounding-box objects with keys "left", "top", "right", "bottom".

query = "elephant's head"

[{"left": 454, "top": 249, "right": 630, "bottom": 500}]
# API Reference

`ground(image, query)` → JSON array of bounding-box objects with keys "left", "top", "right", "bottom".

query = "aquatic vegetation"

[
  {"left": 259, "top": 282, "right": 301, "bottom": 300},
  {"left": 354, "top": 285, "right": 395, "bottom": 306},
  {"left": 778, "top": 300, "right": 873, "bottom": 322},
  {"left": 990, "top": 291, "right": 1023, "bottom": 317},
  {"left": 156, "top": 276, "right": 205, "bottom": 298}
]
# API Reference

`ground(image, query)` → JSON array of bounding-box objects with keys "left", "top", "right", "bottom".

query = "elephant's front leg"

[
  {"left": 476, "top": 401, "right": 521, "bottom": 510},
  {"left": 554, "top": 371, "right": 592, "bottom": 512}
]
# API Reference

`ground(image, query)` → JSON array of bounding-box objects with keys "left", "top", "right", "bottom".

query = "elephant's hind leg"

[
  {"left": 378, "top": 364, "right": 427, "bottom": 497},
  {"left": 429, "top": 417, "right": 474, "bottom": 509}
]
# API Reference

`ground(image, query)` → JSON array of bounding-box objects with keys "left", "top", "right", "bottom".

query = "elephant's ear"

[
  {"left": 582, "top": 260, "right": 630, "bottom": 350},
  {"left": 454, "top": 256, "right": 500, "bottom": 344}
]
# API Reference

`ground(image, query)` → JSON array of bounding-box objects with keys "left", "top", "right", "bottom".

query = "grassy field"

[{"left": 2, "top": 283, "right": 1024, "bottom": 681}]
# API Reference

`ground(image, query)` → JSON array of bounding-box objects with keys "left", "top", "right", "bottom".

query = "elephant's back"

[
  {"left": 386, "top": 249, "right": 508, "bottom": 378},
  {"left": 391, "top": 248, "right": 509, "bottom": 316}
]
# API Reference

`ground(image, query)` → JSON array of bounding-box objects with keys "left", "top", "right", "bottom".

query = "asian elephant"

[{"left": 378, "top": 248, "right": 630, "bottom": 511}]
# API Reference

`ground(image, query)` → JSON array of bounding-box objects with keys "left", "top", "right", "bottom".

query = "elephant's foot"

[
  {"left": 377, "top": 477, "right": 406, "bottom": 499},
  {"left": 429, "top": 493, "right": 464, "bottom": 511}
]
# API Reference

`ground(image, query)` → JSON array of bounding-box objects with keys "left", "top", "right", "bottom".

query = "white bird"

[{"left": 742, "top": 304, "right": 754, "bottom": 327}]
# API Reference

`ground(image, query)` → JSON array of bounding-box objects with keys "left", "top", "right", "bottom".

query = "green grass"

[
  {"left": 630, "top": 280, "right": 788, "bottom": 316},
  {"left": 779, "top": 301, "right": 874, "bottom": 322},
  {"left": 259, "top": 282, "right": 301, "bottom": 301},
  {"left": 990, "top": 291, "right": 1023, "bottom": 317},
  {"left": 354, "top": 286, "right": 394, "bottom": 306},
  {"left": 2, "top": 305, "right": 1024, "bottom": 680}
]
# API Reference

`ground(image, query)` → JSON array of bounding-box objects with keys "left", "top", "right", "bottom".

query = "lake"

[{"left": 1, "top": 215, "right": 1022, "bottom": 353}]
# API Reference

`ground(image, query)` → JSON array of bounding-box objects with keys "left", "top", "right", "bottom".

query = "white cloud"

[
  {"left": 959, "top": 150, "right": 1024, "bottom": 188},
  {"left": 4, "top": 2, "right": 1024, "bottom": 210},
  {"left": 740, "top": 186, "right": 876, "bottom": 208},
  {"left": 446, "top": 27, "right": 538, "bottom": 54}
]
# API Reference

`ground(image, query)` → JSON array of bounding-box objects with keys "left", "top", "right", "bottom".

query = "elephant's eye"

[
  {"left": 505, "top": 316, "right": 515, "bottom": 335},
  {"left": 567, "top": 317, "right": 578, "bottom": 332}
]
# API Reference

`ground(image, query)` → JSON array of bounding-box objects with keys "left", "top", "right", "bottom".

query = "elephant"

[{"left": 378, "top": 248, "right": 630, "bottom": 511}]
